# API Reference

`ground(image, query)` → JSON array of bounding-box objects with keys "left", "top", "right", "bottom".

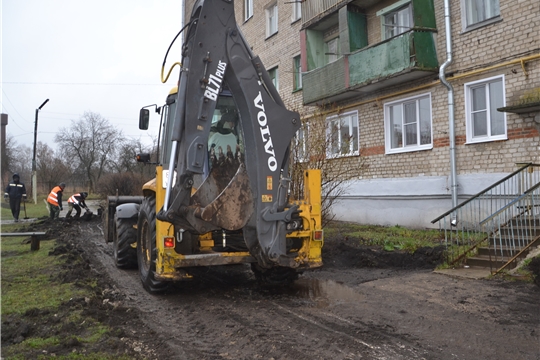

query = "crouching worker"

[{"left": 66, "top": 192, "right": 88, "bottom": 219}]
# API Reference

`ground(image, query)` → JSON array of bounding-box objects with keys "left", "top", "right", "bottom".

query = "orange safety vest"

[
  {"left": 47, "top": 186, "right": 63, "bottom": 206},
  {"left": 68, "top": 193, "right": 82, "bottom": 205}
]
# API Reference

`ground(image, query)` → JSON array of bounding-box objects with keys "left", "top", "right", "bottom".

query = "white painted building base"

[{"left": 331, "top": 173, "right": 509, "bottom": 229}]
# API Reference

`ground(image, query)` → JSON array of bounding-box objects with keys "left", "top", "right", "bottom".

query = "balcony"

[
  {"left": 303, "top": 29, "right": 439, "bottom": 106},
  {"left": 302, "top": 0, "right": 380, "bottom": 28}
]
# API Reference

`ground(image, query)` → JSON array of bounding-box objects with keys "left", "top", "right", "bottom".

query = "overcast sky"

[{"left": 1, "top": 0, "right": 186, "bottom": 151}]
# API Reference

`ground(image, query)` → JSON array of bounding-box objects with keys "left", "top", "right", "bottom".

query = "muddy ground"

[{"left": 2, "top": 216, "right": 539, "bottom": 359}]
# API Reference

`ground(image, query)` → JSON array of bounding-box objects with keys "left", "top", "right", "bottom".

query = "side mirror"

[
  {"left": 136, "top": 153, "right": 151, "bottom": 163},
  {"left": 139, "top": 108, "right": 150, "bottom": 130}
]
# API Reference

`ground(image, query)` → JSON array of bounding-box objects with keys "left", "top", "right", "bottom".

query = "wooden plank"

[{"left": 1, "top": 232, "right": 47, "bottom": 237}]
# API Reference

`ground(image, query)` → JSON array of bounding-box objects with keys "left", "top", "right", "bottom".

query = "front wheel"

[
  {"left": 113, "top": 215, "right": 138, "bottom": 269},
  {"left": 137, "top": 195, "right": 169, "bottom": 293}
]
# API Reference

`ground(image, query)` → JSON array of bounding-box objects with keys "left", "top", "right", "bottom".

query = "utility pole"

[{"left": 32, "top": 99, "right": 49, "bottom": 204}]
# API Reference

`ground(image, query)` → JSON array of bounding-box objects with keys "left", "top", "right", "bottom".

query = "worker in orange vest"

[
  {"left": 66, "top": 192, "right": 89, "bottom": 219},
  {"left": 47, "top": 182, "right": 66, "bottom": 219}
]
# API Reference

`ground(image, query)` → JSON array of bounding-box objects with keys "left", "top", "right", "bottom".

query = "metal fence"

[{"left": 431, "top": 163, "right": 540, "bottom": 267}]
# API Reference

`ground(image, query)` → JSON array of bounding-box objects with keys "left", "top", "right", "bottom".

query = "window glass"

[
  {"left": 326, "top": 111, "right": 359, "bottom": 157},
  {"left": 267, "top": 3, "right": 278, "bottom": 36},
  {"left": 385, "top": 94, "right": 432, "bottom": 153},
  {"left": 325, "top": 37, "right": 339, "bottom": 64},
  {"left": 383, "top": 4, "right": 412, "bottom": 39},
  {"left": 465, "top": 76, "right": 506, "bottom": 143},
  {"left": 244, "top": 0, "right": 253, "bottom": 20},
  {"left": 293, "top": 56, "right": 302, "bottom": 90},
  {"left": 268, "top": 67, "right": 279, "bottom": 90},
  {"left": 465, "top": 0, "right": 500, "bottom": 26},
  {"left": 292, "top": 0, "right": 301, "bottom": 21}
]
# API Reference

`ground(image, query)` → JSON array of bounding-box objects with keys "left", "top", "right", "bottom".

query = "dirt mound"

[
  {"left": 323, "top": 240, "right": 445, "bottom": 270},
  {"left": 528, "top": 257, "right": 540, "bottom": 286},
  {"left": 1, "top": 217, "right": 165, "bottom": 359}
]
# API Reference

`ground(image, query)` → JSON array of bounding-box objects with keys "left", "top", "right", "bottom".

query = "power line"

[{"left": 3, "top": 82, "right": 171, "bottom": 86}]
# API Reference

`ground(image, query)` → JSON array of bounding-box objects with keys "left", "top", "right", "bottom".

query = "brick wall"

[{"left": 184, "top": 0, "right": 540, "bottom": 181}]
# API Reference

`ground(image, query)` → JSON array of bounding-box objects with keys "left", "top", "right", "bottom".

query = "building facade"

[{"left": 185, "top": 0, "right": 540, "bottom": 228}]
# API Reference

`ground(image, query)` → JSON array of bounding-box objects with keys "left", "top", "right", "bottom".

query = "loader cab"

[{"left": 158, "top": 87, "right": 241, "bottom": 169}]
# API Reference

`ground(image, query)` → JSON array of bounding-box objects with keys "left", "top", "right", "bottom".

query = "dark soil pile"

[
  {"left": 528, "top": 256, "right": 540, "bottom": 286},
  {"left": 1, "top": 217, "right": 166, "bottom": 359},
  {"left": 323, "top": 239, "right": 445, "bottom": 270}
]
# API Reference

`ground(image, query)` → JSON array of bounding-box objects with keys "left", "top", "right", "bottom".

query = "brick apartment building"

[{"left": 184, "top": 0, "right": 540, "bottom": 228}]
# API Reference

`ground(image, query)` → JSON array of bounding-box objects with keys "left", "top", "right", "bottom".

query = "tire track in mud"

[{"left": 86, "top": 229, "right": 425, "bottom": 359}]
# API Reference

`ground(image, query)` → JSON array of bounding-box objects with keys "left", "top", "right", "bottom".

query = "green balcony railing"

[{"left": 303, "top": 29, "right": 438, "bottom": 105}]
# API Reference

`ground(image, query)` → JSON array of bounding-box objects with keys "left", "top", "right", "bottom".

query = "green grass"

[
  {"left": 1, "top": 236, "right": 90, "bottom": 315},
  {"left": 1, "top": 196, "right": 50, "bottom": 221},
  {"left": 1, "top": 220, "right": 131, "bottom": 359},
  {"left": 324, "top": 221, "right": 445, "bottom": 252}
]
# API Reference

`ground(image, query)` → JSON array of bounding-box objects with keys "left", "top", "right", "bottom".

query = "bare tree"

[
  {"left": 110, "top": 137, "right": 155, "bottom": 179},
  {"left": 290, "top": 106, "right": 366, "bottom": 226},
  {"left": 1, "top": 136, "right": 32, "bottom": 187},
  {"left": 37, "top": 142, "right": 71, "bottom": 192},
  {"left": 55, "top": 112, "right": 122, "bottom": 192}
]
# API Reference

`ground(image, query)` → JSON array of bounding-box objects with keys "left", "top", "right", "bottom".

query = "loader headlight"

[{"left": 286, "top": 219, "right": 303, "bottom": 231}]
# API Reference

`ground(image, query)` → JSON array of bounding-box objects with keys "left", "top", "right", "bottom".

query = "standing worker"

[
  {"left": 66, "top": 192, "right": 88, "bottom": 219},
  {"left": 4, "top": 173, "right": 27, "bottom": 222},
  {"left": 47, "top": 182, "right": 66, "bottom": 219}
]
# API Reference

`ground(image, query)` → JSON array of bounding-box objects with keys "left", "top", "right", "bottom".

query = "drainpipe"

[{"left": 439, "top": 0, "right": 458, "bottom": 224}]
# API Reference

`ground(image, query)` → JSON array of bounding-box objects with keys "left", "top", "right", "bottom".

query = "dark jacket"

[{"left": 5, "top": 177, "right": 27, "bottom": 199}]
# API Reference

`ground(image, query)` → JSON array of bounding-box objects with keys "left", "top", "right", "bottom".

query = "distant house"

[{"left": 185, "top": 0, "right": 540, "bottom": 228}]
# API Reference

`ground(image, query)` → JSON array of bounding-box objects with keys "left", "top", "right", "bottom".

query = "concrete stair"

[{"left": 465, "top": 217, "right": 540, "bottom": 272}]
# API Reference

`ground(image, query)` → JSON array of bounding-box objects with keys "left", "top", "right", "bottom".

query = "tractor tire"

[
  {"left": 251, "top": 263, "right": 299, "bottom": 286},
  {"left": 113, "top": 215, "right": 138, "bottom": 269},
  {"left": 137, "top": 195, "right": 169, "bottom": 293}
]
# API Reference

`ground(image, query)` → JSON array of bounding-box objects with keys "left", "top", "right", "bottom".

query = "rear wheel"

[
  {"left": 113, "top": 216, "right": 138, "bottom": 269},
  {"left": 251, "top": 264, "right": 299, "bottom": 286},
  {"left": 137, "top": 195, "right": 169, "bottom": 293}
]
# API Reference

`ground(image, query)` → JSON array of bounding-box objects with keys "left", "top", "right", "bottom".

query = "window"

[
  {"left": 465, "top": 75, "right": 506, "bottom": 143},
  {"left": 266, "top": 3, "right": 278, "bottom": 37},
  {"left": 296, "top": 123, "right": 309, "bottom": 162},
  {"left": 327, "top": 111, "right": 359, "bottom": 157},
  {"left": 464, "top": 0, "right": 500, "bottom": 27},
  {"left": 292, "top": 0, "right": 301, "bottom": 22},
  {"left": 244, "top": 0, "right": 253, "bottom": 21},
  {"left": 293, "top": 55, "right": 302, "bottom": 90},
  {"left": 325, "top": 37, "right": 340, "bottom": 64},
  {"left": 268, "top": 66, "right": 279, "bottom": 90},
  {"left": 382, "top": 3, "right": 412, "bottom": 39},
  {"left": 384, "top": 93, "right": 432, "bottom": 154}
]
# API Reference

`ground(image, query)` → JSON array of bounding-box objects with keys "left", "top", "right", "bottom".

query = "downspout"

[{"left": 439, "top": 0, "right": 458, "bottom": 223}]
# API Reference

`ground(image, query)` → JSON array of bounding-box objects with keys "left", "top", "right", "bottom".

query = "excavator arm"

[{"left": 156, "top": 0, "right": 301, "bottom": 268}]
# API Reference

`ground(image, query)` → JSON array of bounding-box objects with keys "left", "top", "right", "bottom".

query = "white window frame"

[
  {"left": 462, "top": 0, "right": 500, "bottom": 29},
  {"left": 464, "top": 75, "right": 507, "bottom": 144},
  {"left": 293, "top": 55, "right": 302, "bottom": 90},
  {"left": 268, "top": 66, "right": 279, "bottom": 91},
  {"left": 296, "top": 123, "right": 309, "bottom": 162},
  {"left": 324, "top": 37, "right": 340, "bottom": 64},
  {"left": 384, "top": 93, "right": 433, "bottom": 154},
  {"left": 244, "top": 0, "right": 253, "bottom": 21},
  {"left": 291, "top": 0, "right": 301, "bottom": 22},
  {"left": 377, "top": 0, "right": 413, "bottom": 40},
  {"left": 266, "top": 3, "right": 278, "bottom": 37},
  {"left": 326, "top": 111, "right": 359, "bottom": 158}
]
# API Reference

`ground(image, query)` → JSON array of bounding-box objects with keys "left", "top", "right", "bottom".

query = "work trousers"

[
  {"left": 9, "top": 197, "right": 21, "bottom": 220},
  {"left": 48, "top": 203, "right": 61, "bottom": 219},
  {"left": 66, "top": 203, "right": 82, "bottom": 219}
]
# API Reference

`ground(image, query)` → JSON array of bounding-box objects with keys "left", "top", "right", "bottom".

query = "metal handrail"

[
  {"left": 479, "top": 182, "right": 540, "bottom": 225},
  {"left": 431, "top": 163, "right": 535, "bottom": 223}
]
